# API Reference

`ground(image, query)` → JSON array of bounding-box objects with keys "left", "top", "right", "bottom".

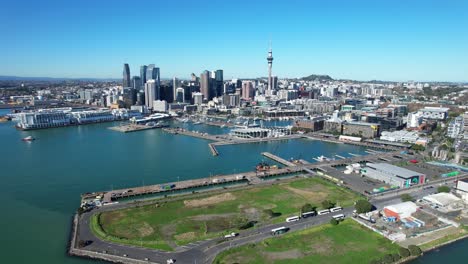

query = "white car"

[{"left": 167, "top": 259, "right": 176, "bottom": 264}]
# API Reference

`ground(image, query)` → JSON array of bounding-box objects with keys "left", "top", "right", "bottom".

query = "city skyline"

[{"left": 1, "top": 0, "right": 468, "bottom": 82}]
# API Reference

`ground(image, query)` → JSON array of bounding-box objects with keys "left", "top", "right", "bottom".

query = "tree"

[
  {"left": 392, "top": 253, "right": 401, "bottom": 262},
  {"left": 411, "top": 144, "right": 425, "bottom": 151},
  {"left": 437, "top": 185, "right": 450, "bottom": 193},
  {"left": 398, "top": 247, "right": 411, "bottom": 258},
  {"left": 382, "top": 254, "right": 394, "bottom": 264},
  {"left": 408, "top": 245, "right": 422, "bottom": 256},
  {"left": 355, "top": 200, "right": 373, "bottom": 214},
  {"left": 322, "top": 200, "right": 335, "bottom": 209},
  {"left": 301, "top": 203, "right": 316, "bottom": 214},
  {"left": 330, "top": 218, "right": 339, "bottom": 226},
  {"left": 400, "top": 193, "right": 414, "bottom": 202}
]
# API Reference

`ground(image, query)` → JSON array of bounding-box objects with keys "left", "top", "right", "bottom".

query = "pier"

[
  {"left": 108, "top": 123, "right": 168, "bottom": 133},
  {"left": 82, "top": 167, "right": 304, "bottom": 204},
  {"left": 208, "top": 143, "right": 219, "bottom": 156},
  {"left": 261, "top": 152, "right": 297, "bottom": 167}
]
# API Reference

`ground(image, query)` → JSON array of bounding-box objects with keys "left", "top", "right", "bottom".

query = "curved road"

[{"left": 76, "top": 175, "right": 463, "bottom": 264}]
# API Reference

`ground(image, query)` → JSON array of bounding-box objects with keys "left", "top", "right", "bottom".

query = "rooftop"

[{"left": 366, "top": 163, "right": 422, "bottom": 179}]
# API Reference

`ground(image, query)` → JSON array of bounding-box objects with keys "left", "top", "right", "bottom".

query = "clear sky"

[{"left": 1, "top": 0, "right": 467, "bottom": 81}]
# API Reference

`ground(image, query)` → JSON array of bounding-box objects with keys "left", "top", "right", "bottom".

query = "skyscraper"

[
  {"left": 132, "top": 76, "right": 141, "bottom": 91},
  {"left": 140, "top": 65, "right": 147, "bottom": 85},
  {"left": 242, "top": 81, "right": 254, "bottom": 100},
  {"left": 123, "top": 63, "right": 131, "bottom": 88},
  {"left": 175, "top": 87, "right": 185, "bottom": 103},
  {"left": 145, "top": 64, "right": 161, "bottom": 105},
  {"left": 215, "top": 69, "right": 223, "bottom": 97},
  {"left": 200, "top": 70, "right": 210, "bottom": 101},
  {"left": 145, "top": 79, "right": 156, "bottom": 110},
  {"left": 173, "top": 77, "right": 178, "bottom": 102},
  {"left": 267, "top": 46, "right": 274, "bottom": 95}
]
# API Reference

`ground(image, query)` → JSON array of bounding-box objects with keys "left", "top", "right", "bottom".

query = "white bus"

[
  {"left": 330, "top": 207, "right": 342, "bottom": 212},
  {"left": 301, "top": 211, "right": 316, "bottom": 218},
  {"left": 271, "top": 226, "right": 289, "bottom": 235},
  {"left": 317, "top": 209, "right": 330, "bottom": 215},
  {"left": 286, "top": 216, "right": 300, "bottom": 222},
  {"left": 332, "top": 214, "right": 345, "bottom": 220}
]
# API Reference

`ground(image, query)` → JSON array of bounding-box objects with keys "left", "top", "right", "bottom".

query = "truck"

[
  {"left": 161, "top": 184, "right": 176, "bottom": 190},
  {"left": 358, "top": 214, "right": 376, "bottom": 223},
  {"left": 224, "top": 232, "right": 239, "bottom": 238}
]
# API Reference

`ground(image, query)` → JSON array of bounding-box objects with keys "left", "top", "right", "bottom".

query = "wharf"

[
  {"left": 204, "top": 121, "right": 236, "bottom": 128},
  {"left": 262, "top": 152, "right": 297, "bottom": 167},
  {"left": 108, "top": 124, "right": 168, "bottom": 133},
  {"left": 162, "top": 128, "right": 225, "bottom": 141},
  {"left": 85, "top": 167, "right": 304, "bottom": 204},
  {"left": 208, "top": 143, "right": 219, "bottom": 156}
]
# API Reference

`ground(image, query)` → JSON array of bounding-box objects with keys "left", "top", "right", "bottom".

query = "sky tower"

[{"left": 267, "top": 44, "right": 274, "bottom": 94}]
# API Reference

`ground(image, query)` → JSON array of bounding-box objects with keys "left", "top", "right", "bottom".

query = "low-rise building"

[
  {"left": 418, "top": 106, "right": 449, "bottom": 120},
  {"left": 456, "top": 179, "right": 468, "bottom": 203},
  {"left": 383, "top": 202, "right": 419, "bottom": 221},
  {"left": 423, "top": 193, "right": 464, "bottom": 211},
  {"left": 342, "top": 121, "right": 381, "bottom": 138},
  {"left": 361, "top": 163, "right": 425, "bottom": 188}
]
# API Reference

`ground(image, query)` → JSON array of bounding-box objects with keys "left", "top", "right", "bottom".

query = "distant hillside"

[
  {"left": 301, "top": 74, "right": 333, "bottom": 81},
  {"left": 0, "top": 75, "right": 119, "bottom": 82}
]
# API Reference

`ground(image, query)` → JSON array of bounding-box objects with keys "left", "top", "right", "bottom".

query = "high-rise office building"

[
  {"left": 175, "top": 88, "right": 185, "bottom": 103},
  {"left": 242, "top": 81, "right": 254, "bottom": 100},
  {"left": 173, "top": 77, "right": 179, "bottom": 102},
  {"left": 146, "top": 64, "right": 160, "bottom": 84},
  {"left": 140, "top": 65, "right": 147, "bottom": 85},
  {"left": 200, "top": 70, "right": 211, "bottom": 101},
  {"left": 132, "top": 76, "right": 141, "bottom": 91},
  {"left": 192, "top": 92, "right": 203, "bottom": 105},
  {"left": 215, "top": 69, "right": 223, "bottom": 97},
  {"left": 145, "top": 80, "right": 157, "bottom": 110},
  {"left": 123, "top": 63, "right": 131, "bottom": 88}
]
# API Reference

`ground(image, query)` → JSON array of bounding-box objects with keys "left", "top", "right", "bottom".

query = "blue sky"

[{"left": 1, "top": 0, "right": 467, "bottom": 81}]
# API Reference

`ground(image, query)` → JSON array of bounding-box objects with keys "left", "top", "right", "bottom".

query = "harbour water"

[{"left": 0, "top": 108, "right": 464, "bottom": 263}]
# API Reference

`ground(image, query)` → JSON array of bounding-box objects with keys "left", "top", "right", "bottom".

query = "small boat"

[
  {"left": 22, "top": 136, "right": 35, "bottom": 141},
  {"left": 193, "top": 121, "right": 202, "bottom": 125}
]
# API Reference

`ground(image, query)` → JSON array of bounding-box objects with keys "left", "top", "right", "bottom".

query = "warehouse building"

[
  {"left": 383, "top": 202, "right": 419, "bottom": 221},
  {"left": 361, "top": 163, "right": 425, "bottom": 188}
]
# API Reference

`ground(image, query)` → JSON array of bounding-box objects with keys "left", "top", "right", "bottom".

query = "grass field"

[
  {"left": 214, "top": 220, "right": 400, "bottom": 264},
  {"left": 92, "top": 177, "right": 361, "bottom": 250}
]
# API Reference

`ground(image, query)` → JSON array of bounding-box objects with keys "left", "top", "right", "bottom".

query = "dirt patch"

[
  {"left": 160, "top": 223, "right": 177, "bottom": 240},
  {"left": 264, "top": 249, "right": 304, "bottom": 260},
  {"left": 284, "top": 186, "right": 328, "bottom": 201},
  {"left": 175, "top": 232, "right": 196, "bottom": 241},
  {"left": 184, "top": 192, "right": 236, "bottom": 208},
  {"left": 306, "top": 236, "right": 334, "bottom": 255},
  {"left": 137, "top": 222, "right": 154, "bottom": 237},
  {"left": 191, "top": 213, "right": 237, "bottom": 221},
  {"left": 242, "top": 207, "right": 262, "bottom": 221}
]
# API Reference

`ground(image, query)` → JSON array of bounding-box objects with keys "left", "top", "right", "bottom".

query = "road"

[
  {"left": 76, "top": 174, "right": 465, "bottom": 264},
  {"left": 78, "top": 205, "right": 354, "bottom": 264}
]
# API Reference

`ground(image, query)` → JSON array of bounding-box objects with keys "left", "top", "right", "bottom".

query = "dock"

[
  {"left": 208, "top": 143, "right": 219, "bottom": 156},
  {"left": 109, "top": 124, "right": 168, "bottom": 133},
  {"left": 162, "top": 128, "right": 225, "bottom": 141},
  {"left": 82, "top": 167, "right": 304, "bottom": 204},
  {"left": 261, "top": 152, "right": 297, "bottom": 167}
]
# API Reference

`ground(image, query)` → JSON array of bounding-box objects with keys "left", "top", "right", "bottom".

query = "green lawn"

[
  {"left": 214, "top": 220, "right": 400, "bottom": 264},
  {"left": 92, "top": 177, "right": 361, "bottom": 250}
]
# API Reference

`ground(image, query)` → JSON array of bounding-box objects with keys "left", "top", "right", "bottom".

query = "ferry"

[
  {"left": 313, "top": 155, "right": 332, "bottom": 162},
  {"left": 22, "top": 136, "right": 35, "bottom": 141},
  {"left": 256, "top": 162, "right": 278, "bottom": 172}
]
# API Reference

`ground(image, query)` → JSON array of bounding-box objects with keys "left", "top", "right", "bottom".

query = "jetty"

[
  {"left": 109, "top": 123, "right": 168, "bottom": 133},
  {"left": 261, "top": 152, "right": 297, "bottom": 167}
]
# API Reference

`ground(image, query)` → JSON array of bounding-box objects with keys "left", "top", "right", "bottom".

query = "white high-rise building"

[{"left": 145, "top": 80, "right": 157, "bottom": 110}]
